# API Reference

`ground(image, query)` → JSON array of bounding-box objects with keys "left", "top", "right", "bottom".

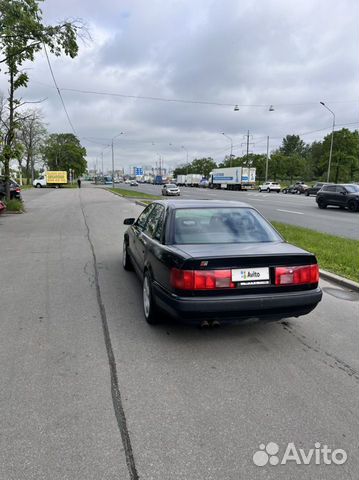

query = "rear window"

[
  {"left": 166, "top": 184, "right": 177, "bottom": 188},
  {"left": 173, "top": 208, "right": 282, "bottom": 244},
  {"left": 345, "top": 185, "right": 359, "bottom": 193}
]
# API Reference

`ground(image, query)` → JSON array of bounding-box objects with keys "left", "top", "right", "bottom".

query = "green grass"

[
  {"left": 272, "top": 221, "right": 359, "bottom": 282},
  {"left": 4, "top": 198, "right": 24, "bottom": 212},
  {"left": 19, "top": 184, "right": 32, "bottom": 190},
  {"left": 108, "top": 187, "right": 161, "bottom": 200}
]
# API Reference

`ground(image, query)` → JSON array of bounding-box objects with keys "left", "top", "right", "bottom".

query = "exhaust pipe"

[{"left": 200, "top": 320, "right": 210, "bottom": 329}]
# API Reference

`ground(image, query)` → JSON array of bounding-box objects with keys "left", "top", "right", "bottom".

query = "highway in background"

[{"left": 112, "top": 183, "right": 359, "bottom": 240}]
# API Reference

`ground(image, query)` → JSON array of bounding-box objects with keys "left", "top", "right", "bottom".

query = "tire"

[
  {"left": 305, "top": 191, "right": 309, "bottom": 196},
  {"left": 277, "top": 190, "right": 280, "bottom": 193},
  {"left": 266, "top": 188, "right": 270, "bottom": 193},
  {"left": 317, "top": 198, "right": 327, "bottom": 209},
  {"left": 35, "top": 183, "right": 42, "bottom": 188},
  {"left": 347, "top": 200, "right": 358, "bottom": 212},
  {"left": 122, "top": 241, "right": 133, "bottom": 271},
  {"left": 143, "top": 271, "right": 160, "bottom": 325}
]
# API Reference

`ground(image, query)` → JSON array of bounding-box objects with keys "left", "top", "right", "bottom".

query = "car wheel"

[
  {"left": 317, "top": 198, "right": 327, "bottom": 209},
  {"left": 347, "top": 200, "right": 358, "bottom": 212},
  {"left": 143, "top": 271, "right": 160, "bottom": 325},
  {"left": 296, "top": 190, "right": 301, "bottom": 195},
  {"left": 266, "top": 188, "right": 270, "bottom": 193},
  {"left": 305, "top": 191, "right": 309, "bottom": 196},
  {"left": 36, "top": 183, "right": 42, "bottom": 188},
  {"left": 122, "top": 241, "right": 133, "bottom": 271}
]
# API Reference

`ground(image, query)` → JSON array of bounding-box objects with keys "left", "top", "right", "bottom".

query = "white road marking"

[{"left": 277, "top": 209, "right": 304, "bottom": 215}]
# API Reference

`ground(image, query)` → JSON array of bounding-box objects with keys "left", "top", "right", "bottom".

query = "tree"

[
  {"left": 279, "top": 135, "right": 307, "bottom": 157},
  {"left": 173, "top": 157, "right": 217, "bottom": 178},
  {"left": 18, "top": 108, "right": 47, "bottom": 183},
  {"left": 0, "top": 0, "right": 82, "bottom": 198},
  {"left": 42, "top": 133, "right": 87, "bottom": 177},
  {"left": 320, "top": 129, "right": 359, "bottom": 183}
]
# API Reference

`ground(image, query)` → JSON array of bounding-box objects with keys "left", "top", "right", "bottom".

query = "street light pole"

[
  {"left": 320, "top": 102, "right": 335, "bottom": 182},
  {"left": 181, "top": 146, "right": 189, "bottom": 173},
  {"left": 111, "top": 132, "right": 124, "bottom": 188},
  {"left": 221, "top": 133, "right": 233, "bottom": 167}
]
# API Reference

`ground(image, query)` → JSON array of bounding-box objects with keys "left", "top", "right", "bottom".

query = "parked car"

[
  {"left": 199, "top": 179, "right": 209, "bottom": 188},
  {"left": 305, "top": 182, "right": 332, "bottom": 196},
  {"left": 130, "top": 180, "right": 139, "bottom": 187},
  {"left": 122, "top": 200, "right": 322, "bottom": 325},
  {"left": 282, "top": 182, "right": 308, "bottom": 194},
  {"left": 316, "top": 184, "right": 359, "bottom": 211},
  {"left": 0, "top": 177, "right": 22, "bottom": 200},
  {"left": 258, "top": 181, "right": 281, "bottom": 193},
  {"left": 0, "top": 200, "right": 6, "bottom": 214},
  {"left": 162, "top": 184, "right": 180, "bottom": 196}
]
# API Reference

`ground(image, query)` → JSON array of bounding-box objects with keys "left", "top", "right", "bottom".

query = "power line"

[
  {"left": 59, "top": 86, "right": 359, "bottom": 109},
  {"left": 43, "top": 45, "right": 77, "bottom": 136}
]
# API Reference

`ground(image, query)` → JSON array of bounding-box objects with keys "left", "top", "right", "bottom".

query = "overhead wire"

[{"left": 43, "top": 45, "right": 77, "bottom": 136}]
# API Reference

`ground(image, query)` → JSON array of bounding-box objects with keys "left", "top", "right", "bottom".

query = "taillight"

[
  {"left": 171, "top": 268, "right": 235, "bottom": 290},
  {"left": 275, "top": 265, "right": 319, "bottom": 285}
]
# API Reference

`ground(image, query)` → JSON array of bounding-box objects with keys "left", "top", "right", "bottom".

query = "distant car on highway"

[
  {"left": 316, "top": 184, "right": 359, "bottom": 211},
  {"left": 305, "top": 182, "right": 332, "bottom": 196},
  {"left": 282, "top": 182, "right": 308, "bottom": 194},
  {"left": 258, "top": 181, "right": 281, "bottom": 192},
  {"left": 130, "top": 180, "right": 139, "bottom": 187},
  {"left": 162, "top": 184, "right": 181, "bottom": 196},
  {"left": 122, "top": 200, "right": 322, "bottom": 325},
  {"left": 199, "top": 179, "right": 209, "bottom": 188}
]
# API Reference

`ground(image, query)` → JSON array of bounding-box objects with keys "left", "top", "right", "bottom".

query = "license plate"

[{"left": 232, "top": 267, "right": 270, "bottom": 283}]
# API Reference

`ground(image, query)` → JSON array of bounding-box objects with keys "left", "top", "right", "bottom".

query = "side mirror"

[{"left": 123, "top": 218, "right": 135, "bottom": 225}]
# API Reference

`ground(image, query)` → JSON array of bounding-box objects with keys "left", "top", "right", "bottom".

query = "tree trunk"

[{"left": 4, "top": 68, "right": 15, "bottom": 200}]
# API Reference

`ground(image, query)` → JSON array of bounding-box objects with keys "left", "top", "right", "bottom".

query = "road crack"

[{"left": 80, "top": 193, "right": 139, "bottom": 480}]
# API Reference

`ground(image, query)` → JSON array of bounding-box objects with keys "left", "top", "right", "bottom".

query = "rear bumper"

[{"left": 153, "top": 283, "right": 322, "bottom": 323}]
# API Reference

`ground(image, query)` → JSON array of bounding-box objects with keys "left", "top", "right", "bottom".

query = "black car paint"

[
  {"left": 124, "top": 200, "right": 322, "bottom": 323},
  {"left": 316, "top": 184, "right": 359, "bottom": 211}
]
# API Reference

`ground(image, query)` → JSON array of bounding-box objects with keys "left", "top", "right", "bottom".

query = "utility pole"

[
  {"left": 265, "top": 136, "right": 269, "bottom": 182},
  {"left": 101, "top": 152, "right": 104, "bottom": 178},
  {"left": 241, "top": 131, "right": 254, "bottom": 167},
  {"left": 111, "top": 132, "right": 124, "bottom": 188}
]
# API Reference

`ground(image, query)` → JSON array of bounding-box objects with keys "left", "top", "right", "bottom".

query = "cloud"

[{"left": 0, "top": 0, "right": 357, "bottom": 172}]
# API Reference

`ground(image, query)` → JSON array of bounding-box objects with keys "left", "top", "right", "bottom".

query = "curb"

[
  {"left": 320, "top": 269, "right": 359, "bottom": 292},
  {"left": 135, "top": 200, "right": 149, "bottom": 207}
]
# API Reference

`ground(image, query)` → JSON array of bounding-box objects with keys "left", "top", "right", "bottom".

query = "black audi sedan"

[{"left": 123, "top": 200, "right": 322, "bottom": 325}]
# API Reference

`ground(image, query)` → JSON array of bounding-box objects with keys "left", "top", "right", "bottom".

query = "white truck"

[
  {"left": 209, "top": 167, "right": 256, "bottom": 190},
  {"left": 176, "top": 174, "right": 187, "bottom": 186},
  {"left": 33, "top": 171, "right": 68, "bottom": 188},
  {"left": 185, "top": 174, "right": 203, "bottom": 187}
]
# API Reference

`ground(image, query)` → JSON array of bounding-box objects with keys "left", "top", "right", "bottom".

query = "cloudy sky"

[{"left": 1, "top": 0, "right": 358, "bottom": 173}]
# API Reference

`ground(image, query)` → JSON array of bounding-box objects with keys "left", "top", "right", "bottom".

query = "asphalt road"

[
  {"left": 1, "top": 186, "right": 358, "bottom": 480},
  {"left": 114, "top": 183, "right": 359, "bottom": 240}
]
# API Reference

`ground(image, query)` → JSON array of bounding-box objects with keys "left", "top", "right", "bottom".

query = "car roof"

[{"left": 153, "top": 199, "right": 252, "bottom": 209}]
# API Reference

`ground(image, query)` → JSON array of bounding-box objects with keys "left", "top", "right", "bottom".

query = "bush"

[{"left": 4, "top": 198, "right": 24, "bottom": 212}]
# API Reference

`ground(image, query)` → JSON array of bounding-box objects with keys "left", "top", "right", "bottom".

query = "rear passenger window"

[
  {"left": 145, "top": 204, "right": 164, "bottom": 239},
  {"left": 153, "top": 207, "right": 165, "bottom": 242},
  {"left": 323, "top": 185, "right": 336, "bottom": 192},
  {"left": 136, "top": 204, "right": 155, "bottom": 230}
]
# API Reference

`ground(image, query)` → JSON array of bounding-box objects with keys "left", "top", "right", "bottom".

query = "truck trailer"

[
  {"left": 185, "top": 174, "right": 203, "bottom": 187},
  {"left": 209, "top": 167, "right": 256, "bottom": 190},
  {"left": 175, "top": 175, "right": 187, "bottom": 186}
]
